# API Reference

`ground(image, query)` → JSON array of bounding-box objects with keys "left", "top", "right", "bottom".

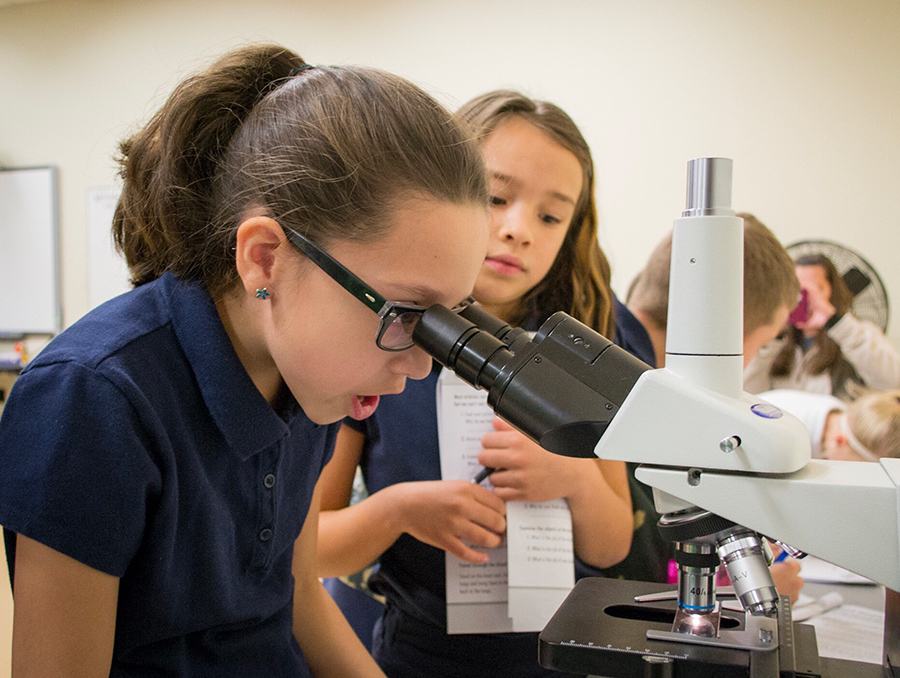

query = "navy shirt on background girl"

[{"left": 0, "top": 272, "right": 338, "bottom": 677}]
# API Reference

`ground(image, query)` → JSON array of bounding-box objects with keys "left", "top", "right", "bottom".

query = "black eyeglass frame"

[{"left": 283, "top": 226, "right": 472, "bottom": 351}]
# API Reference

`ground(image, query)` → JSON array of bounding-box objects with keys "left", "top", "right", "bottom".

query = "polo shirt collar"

[{"left": 159, "top": 273, "right": 299, "bottom": 460}]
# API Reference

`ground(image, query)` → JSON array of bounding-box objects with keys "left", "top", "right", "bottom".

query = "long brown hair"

[
  {"left": 456, "top": 90, "right": 614, "bottom": 338},
  {"left": 771, "top": 254, "right": 855, "bottom": 388},
  {"left": 113, "top": 44, "right": 487, "bottom": 300}
]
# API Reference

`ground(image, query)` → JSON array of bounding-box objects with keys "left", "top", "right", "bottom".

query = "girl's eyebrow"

[
  {"left": 490, "top": 171, "right": 576, "bottom": 206},
  {"left": 547, "top": 191, "right": 576, "bottom": 206},
  {"left": 490, "top": 171, "right": 516, "bottom": 188}
]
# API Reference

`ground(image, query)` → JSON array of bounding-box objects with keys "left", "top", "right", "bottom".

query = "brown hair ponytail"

[
  {"left": 113, "top": 45, "right": 306, "bottom": 293},
  {"left": 113, "top": 44, "right": 486, "bottom": 300}
]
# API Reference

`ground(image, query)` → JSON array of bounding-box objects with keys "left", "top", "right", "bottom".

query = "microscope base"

[{"left": 538, "top": 578, "right": 883, "bottom": 678}]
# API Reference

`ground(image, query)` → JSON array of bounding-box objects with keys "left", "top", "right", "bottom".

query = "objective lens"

[
  {"left": 672, "top": 541, "right": 721, "bottom": 638},
  {"left": 717, "top": 530, "right": 779, "bottom": 617}
]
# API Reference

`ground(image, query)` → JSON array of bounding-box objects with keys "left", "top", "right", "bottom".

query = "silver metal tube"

[
  {"left": 675, "top": 543, "right": 718, "bottom": 613},
  {"left": 717, "top": 530, "right": 779, "bottom": 617},
  {"left": 671, "top": 540, "right": 721, "bottom": 637},
  {"left": 683, "top": 157, "right": 735, "bottom": 217}
]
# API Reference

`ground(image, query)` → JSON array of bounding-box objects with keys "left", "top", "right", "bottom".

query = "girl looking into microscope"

[{"left": 0, "top": 43, "right": 489, "bottom": 678}]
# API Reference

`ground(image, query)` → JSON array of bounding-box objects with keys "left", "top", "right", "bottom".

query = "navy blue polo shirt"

[
  {"left": 0, "top": 272, "right": 337, "bottom": 677},
  {"left": 613, "top": 297, "right": 656, "bottom": 369}
]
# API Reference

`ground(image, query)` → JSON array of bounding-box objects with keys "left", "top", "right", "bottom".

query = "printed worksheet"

[
  {"left": 437, "top": 369, "right": 575, "bottom": 634},
  {"left": 506, "top": 500, "right": 574, "bottom": 632},
  {"left": 801, "top": 604, "right": 885, "bottom": 664}
]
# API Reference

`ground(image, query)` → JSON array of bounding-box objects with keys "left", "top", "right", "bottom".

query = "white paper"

[
  {"left": 791, "top": 591, "right": 844, "bottom": 622},
  {"left": 506, "top": 500, "right": 574, "bottom": 588},
  {"left": 436, "top": 369, "right": 495, "bottom": 483},
  {"left": 438, "top": 370, "right": 512, "bottom": 633},
  {"left": 801, "top": 604, "right": 885, "bottom": 664},
  {"left": 506, "top": 500, "right": 574, "bottom": 632},
  {"left": 799, "top": 556, "right": 875, "bottom": 585},
  {"left": 445, "top": 545, "right": 509, "bottom": 605},
  {"left": 436, "top": 369, "right": 576, "bottom": 634},
  {"left": 446, "top": 602, "right": 514, "bottom": 634}
]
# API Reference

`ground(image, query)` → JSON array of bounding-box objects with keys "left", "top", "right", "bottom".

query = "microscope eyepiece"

[
  {"left": 412, "top": 304, "right": 651, "bottom": 458},
  {"left": 413, "top": 304, "right": 514, "bottom": 390}
]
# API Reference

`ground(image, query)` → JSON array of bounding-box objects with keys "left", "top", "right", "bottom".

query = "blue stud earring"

[{"left": 255, "top": 288, "right": 271, "bottom": 300}]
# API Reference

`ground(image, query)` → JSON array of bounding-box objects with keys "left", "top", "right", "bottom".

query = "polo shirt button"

[
  {"left": 264, "top": 473, "right": 276, "bottom": 489},
  {"left": 259, "top": 528, "right": 274, "bottom": 542}
]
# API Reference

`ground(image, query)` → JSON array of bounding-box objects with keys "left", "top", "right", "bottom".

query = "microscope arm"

[
  {"left": 634, "top": 458, "right": 900, "bottom": 592},
  {"left": 589, "top": 365, "right": 900, "bottom": 591}
]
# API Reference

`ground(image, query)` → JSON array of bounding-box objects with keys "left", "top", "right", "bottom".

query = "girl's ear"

[{"left": 234, "top": 217, "right": 288, "bottom": 297}]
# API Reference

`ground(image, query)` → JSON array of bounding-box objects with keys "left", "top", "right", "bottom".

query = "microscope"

[{"left": 412, "top": 158, "right": 900, "bottom": 677}]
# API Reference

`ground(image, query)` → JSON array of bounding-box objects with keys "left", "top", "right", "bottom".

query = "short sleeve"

[{"left": 0, "top": 361, "right": 162, "bottom": 577}]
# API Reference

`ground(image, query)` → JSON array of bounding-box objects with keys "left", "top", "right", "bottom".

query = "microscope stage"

[{"left": 538, "top": 577, "right": 884, "bottom": 677}]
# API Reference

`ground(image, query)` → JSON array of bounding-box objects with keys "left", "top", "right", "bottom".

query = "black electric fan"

[{"left": 786, "top": 239, "right": 890, "bottom": 332}]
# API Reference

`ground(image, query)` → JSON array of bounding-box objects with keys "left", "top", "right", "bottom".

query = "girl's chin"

[{"left": 349, "top": 394, "right": 380, "bottom": 420}]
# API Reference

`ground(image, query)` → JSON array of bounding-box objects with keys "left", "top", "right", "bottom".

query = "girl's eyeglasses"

[{"left": 283, "top": 227, "right": 474, "bottom": 351}]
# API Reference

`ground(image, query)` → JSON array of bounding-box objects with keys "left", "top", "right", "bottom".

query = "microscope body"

[{"left": 411, "top": 158, "right": 900, "bottom": 677}]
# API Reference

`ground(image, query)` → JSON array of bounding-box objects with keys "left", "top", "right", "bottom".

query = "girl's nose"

[
  {"left": 396, "top": 345, "right": 433, "bottom": 381},
  {"left": 494, "top": 205, "right": 533, "bottom": 245}
]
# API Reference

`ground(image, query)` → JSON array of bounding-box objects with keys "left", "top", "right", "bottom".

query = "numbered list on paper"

[{"left": 436, "top": 369, "right": 575, "bottom": 634}]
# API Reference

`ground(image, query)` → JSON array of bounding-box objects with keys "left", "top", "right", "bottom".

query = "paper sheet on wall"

[{"left": 437, "top": 368, "right": 575, "bottom": 634}]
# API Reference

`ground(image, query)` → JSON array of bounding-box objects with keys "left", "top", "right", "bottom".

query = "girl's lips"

[
  {"left": 349, "top": 394, "right": 380, "bottom": 420},
  {"left": 484, "top": 255, "right": 524, "bottom": 277}
]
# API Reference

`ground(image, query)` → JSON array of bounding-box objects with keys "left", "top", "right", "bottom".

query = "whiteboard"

[
  {"left": 87, "top": 186, "right": 131, "bottom": 310},
  {"left": 0, "top": 167, "right": 60, "bottom": 336}
]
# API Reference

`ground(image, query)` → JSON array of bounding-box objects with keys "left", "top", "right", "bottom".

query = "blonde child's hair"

[{"left": 846, "top": 389, "right": 900, "bottom": 459}]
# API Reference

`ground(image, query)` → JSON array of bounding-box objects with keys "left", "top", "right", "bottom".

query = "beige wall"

[
  {"left": 1, "top": 0, "right": 899, "bottom": 671},
  {"left": 2, "top": 0, "right": 900, "bottom": 342}
]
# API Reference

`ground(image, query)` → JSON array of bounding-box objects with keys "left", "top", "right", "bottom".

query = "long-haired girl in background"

[{"left": 317, "top": 90, "right": 635, "bottom": 678}]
